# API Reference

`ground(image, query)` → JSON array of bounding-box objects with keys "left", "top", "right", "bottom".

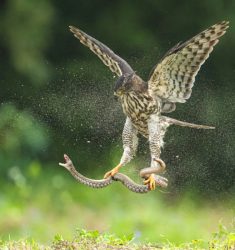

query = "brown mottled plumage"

[
  {"left": 148, "top": 21, "right": 229, "bottom": 103},
  {"left": 69, "top": 21, "right": 229, "bottom": 190}
]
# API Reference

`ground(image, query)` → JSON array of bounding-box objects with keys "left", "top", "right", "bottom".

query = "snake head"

[{"left": 59, "top": 154, "right": 74, "bottom": 171}]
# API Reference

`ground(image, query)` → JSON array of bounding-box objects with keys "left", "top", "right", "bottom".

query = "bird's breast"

[{"left": 120, "top": 92, "right": 160, "bottom": 137}]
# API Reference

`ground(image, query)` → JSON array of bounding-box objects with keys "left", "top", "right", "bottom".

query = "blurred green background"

[{"left": 0, "top": 0, "right": 234, "bottom": 246}]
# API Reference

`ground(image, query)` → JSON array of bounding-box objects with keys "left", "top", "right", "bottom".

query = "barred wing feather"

[
  {"left": 148, "top": 21, "right": 229, "bottom": 103},
  {"left": 69, "top": 26, "right": 134, "bottom": 77}
]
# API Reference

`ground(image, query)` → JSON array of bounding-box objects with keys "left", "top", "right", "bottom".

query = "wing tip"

[
  {"left": 220, "top": 20, "right": 229, "bottom": 24},
  {"left": 69, "top": 25, "right": 80, "bottom": 34},
  {"left": 217, "top": 20, "right": 230, "bottom": 31}
]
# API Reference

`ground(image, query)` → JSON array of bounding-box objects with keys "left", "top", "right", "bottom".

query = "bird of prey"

[{"left": 69, "top": 21, "right": 229, "bottom": 190}]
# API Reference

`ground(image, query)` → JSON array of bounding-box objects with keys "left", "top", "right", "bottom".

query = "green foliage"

[
  {"left": 1, "top": 0, "right": 55, "bottom": 84},
  {"left": 0, "top": 226, "right": 234, "bottom": 249},
  {"left": 0, "top": 238, "right": 50, "bottom": 250},
  {"left": 209, "top": 224, "right": 235, "bottom": 249},
  {"left": 52, "top": 229, "right": 134, "bottom": 249},
  {"left": 0, "top": 104, "right": 49, "bottom": 151},
  {"left": 0, "top": 104, "right": 50, "bottom": 171}
]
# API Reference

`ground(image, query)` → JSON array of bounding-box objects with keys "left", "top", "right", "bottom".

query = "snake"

[
  {"left": 58, "top": 118, "right": 213, "bottom": 193},
  {"left": 59, "top": 154, "right": 168, "bottom": 194}
]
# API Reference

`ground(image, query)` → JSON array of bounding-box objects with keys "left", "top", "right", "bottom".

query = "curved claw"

[
  {"left": 144, "top": 174, "right": 156, "bottom": 190},
  {"left": 104, "top": 164, "right": 122, "bottom": 179}
]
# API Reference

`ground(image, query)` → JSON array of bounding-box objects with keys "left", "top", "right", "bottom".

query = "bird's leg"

[
  {"left": 144, "top": 114, "right": 168, "bottom": 190},
  {"left": 104, "top": 163, "right": 122, "bottom": 178},
  {"left": 104, "top": 117, "right": 138, "bottom": 178}
]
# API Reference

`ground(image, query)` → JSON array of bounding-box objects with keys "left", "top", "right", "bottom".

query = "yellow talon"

[
  {"left": 104, "top": 164, "right": 122, "bottom": 179},
  {"left": 144, "top": 174, "right": 156, "bottom": 190}
]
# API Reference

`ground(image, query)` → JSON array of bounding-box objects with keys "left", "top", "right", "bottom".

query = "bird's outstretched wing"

[
  {"left": 148, "top": 21, "right": 229, "bottom": 103},
  {"left": 69, "top": 26, "right": 134, "bottom": 77}
]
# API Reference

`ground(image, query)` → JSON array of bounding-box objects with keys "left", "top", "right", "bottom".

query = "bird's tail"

[{"left": 161, "top": 116, "right": 215, "bottom": 129}]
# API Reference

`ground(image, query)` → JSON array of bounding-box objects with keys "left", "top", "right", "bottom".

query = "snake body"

[{"left": 59, "top": 154, "right": 167, "bottom": 193}]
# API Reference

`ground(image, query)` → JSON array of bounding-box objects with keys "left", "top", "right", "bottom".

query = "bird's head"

[{"left": 114, "top": 73, "right": 135, "bottom": 96}]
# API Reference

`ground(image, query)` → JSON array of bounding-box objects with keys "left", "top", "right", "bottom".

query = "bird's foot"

[
  {"left": 104, "top": 163, "right": 122, "bottom": 179},
  {"left": 144, "top": 174, "right": 156, "bottom": 190},
  {"left": 144, "top": 174, "right": 168, "bottom": 190}
]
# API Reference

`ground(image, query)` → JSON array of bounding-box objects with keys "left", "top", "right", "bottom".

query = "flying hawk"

[{"left": 69, "top": 21, "right": 229, "bottom": 190}]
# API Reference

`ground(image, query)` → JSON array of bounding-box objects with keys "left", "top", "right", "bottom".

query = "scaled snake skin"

[{"left": 59, "top": 154, "right": 168, "bottom": 194}]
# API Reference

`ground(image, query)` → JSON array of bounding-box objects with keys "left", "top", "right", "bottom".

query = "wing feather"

[
  {"left": 148, "top": 21, "right": 229, "bottom": 103},
  {"left": 69, "top": 26, "right": 134, "bottom": 76}
]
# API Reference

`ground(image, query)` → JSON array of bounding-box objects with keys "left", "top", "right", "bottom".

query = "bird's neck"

[{"left": 131, "top": 75, "right": 148, "bottom": 93}]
